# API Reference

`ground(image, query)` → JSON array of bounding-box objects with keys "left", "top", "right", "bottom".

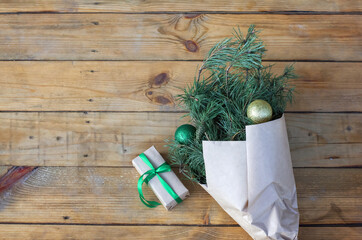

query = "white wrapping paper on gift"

[
  {"left": 201, "top": 115, "right": 299, "bottom": 240},
  {"left": 132, "top": 146, "right": 190, "bottom": 210}
]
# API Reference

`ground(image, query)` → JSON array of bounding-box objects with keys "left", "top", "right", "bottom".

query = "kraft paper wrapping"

[
  {"left": 132, "top": 146, "right": 190, "bottom": 210},
  {"left": 202, "top": 115, "right": 299, "bottom": 240}
]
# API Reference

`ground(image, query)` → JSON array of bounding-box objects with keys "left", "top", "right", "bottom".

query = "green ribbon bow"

[{"left": 137, "top": 153, "right": 182, "bottom": 208}]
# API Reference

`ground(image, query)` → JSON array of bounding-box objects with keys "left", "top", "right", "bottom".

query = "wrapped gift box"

[{"left": 132, "top": 146, "right": 189, "bottom": 210}]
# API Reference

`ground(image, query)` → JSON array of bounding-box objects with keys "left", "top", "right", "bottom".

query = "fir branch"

[{"left": 167, "top": 25, "right": 297, "bottom": 183}]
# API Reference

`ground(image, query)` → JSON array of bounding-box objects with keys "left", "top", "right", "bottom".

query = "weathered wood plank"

[
  {"left": 0, "top": 14, "right": 360, "bottom": 61},
  {"left": 0, "top": 0, "right": 361, "bottom": 13},
  {"left": 0, "top": 167, "right": 360, "bottom": 225},
  {"left": 0, "top": 225, "right": 361, "bottom": 240},
  {"left": 0, "top": 61, "right": 360, "bottom": 112},
  {"left": 0, "top": 112, "right": 360, "bottom": 167},
  {"left": 0, "top": 225, "right": 252, "bottom": 240},
  {"left": 299, "top": 227, "right": 362, "bottom": 240}
]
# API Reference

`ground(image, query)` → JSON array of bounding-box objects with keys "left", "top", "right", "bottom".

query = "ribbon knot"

[{"left": 137, "top": 153, "right": 182, "bottom": 208}]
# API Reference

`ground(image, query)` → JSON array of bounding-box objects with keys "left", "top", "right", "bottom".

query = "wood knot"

[
  {"left": 330, "top": 203, "right": 342, "bottom": 214},
  {"left": 184, "top": 40, "right": 199, "bottom": 52},
  {"left": 150, "top": 72, "right": 170, "bottom": 88},
  {"left": 203, "top": 211, "right": 210, "bottom": 225},
  {"left": 184, "top": 13, "right": 201, "bottom": 19},
  {"left": 154, "top": 96, "right": 172, "bottom": 105},
  {"left": 145, "top": 88, "right": 174, "bottom": 106}
]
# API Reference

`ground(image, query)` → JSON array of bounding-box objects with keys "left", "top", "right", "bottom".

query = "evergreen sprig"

[{"left": 167, "top": 25, "right": 297, "bottom": 184}]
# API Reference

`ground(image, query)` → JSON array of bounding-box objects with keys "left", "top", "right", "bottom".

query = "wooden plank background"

[
  {"left": 0, "top": 62, "right": 360, "bottom": 112},
  {"left": 0, "top": 14, "right": 360, "bottom": 61},
  {"left": 0, "top": 112, "right": 360, "bottom": 167},
  {"left": 0, "top": 1, "right": 361, "bottom": 239},
  {"left": 0, "top": 0, "right": 361, "bottom": 13}
]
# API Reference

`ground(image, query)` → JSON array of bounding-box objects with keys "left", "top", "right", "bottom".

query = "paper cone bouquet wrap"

[
  {"left": 202, "top": 115, "right": 299, "bottom": 239},
  {"left": 167, "top": 25, "right": 299, "bottom": 239}
]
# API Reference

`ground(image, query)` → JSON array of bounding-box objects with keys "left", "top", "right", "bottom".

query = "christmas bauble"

[
  {"left": 247, "top": 99, "right": 273, "bottom": 124},
  {"left": 175, "top": 124, "right": 196, "bottom": 144}
]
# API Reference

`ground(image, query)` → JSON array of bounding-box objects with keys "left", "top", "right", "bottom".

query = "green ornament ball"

[
  {"left": 247, "top": 99, "right": 273, "bottom": 124},
  {"left": 175, "top": 124, "right": 196, "bottom": 144}
]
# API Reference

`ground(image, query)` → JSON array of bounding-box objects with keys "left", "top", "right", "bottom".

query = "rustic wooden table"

[{"left": 0, "top": 1, "right": 361, "bottom": 239}]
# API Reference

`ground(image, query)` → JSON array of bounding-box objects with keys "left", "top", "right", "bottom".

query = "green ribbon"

[{"left": 137, "top": 153, "right": 182, "bottom": 208}]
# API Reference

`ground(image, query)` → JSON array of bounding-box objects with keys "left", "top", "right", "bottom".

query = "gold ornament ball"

[{"left": 247, "top": 99, "right": 273, "bottom": 124}]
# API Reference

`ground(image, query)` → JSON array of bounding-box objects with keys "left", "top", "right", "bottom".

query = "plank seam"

[
  {"left": 0, "top": 166, "right": 361, "bottom": 169},
  {"left": 0, "top": 11, "right": 361, "bottom": 15},
  {"left": 0, "top": 222, "right": 360, "bottom": 227},
  {"left": 0, "top": 111, "right": 361, "bottom": 114},
  {"left": 0, "top": 60, "right": 361, "bottom": 63}
]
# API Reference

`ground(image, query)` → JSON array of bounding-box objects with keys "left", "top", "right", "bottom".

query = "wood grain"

[
  {"left": 0, "top": 61, "right": 360, "bottom": 112},
  {"left": 0, "top": 0, "right": 361, "bottom": 13},
  {"left": 0, "top": 167, "right": 360, "bottom": 225},
  {"left": 299, "top": 227, "right": 362, "bottom": 240},
  {"left": 0, "top": 112, "right": 360, "bottom": 167},
  {"left": 0, "top": 166, "right": 36, "bottom": 193},
  {"left": 0, "top": 14, "right": 360, "bottom": 61},
  {"left": 0, "top": 225, "right": 361, "bottom": 240}
]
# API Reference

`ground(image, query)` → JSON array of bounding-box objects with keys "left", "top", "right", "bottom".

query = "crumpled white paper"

[{"left": 202, "top": 115, "right": 299, "bottom": 240}]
